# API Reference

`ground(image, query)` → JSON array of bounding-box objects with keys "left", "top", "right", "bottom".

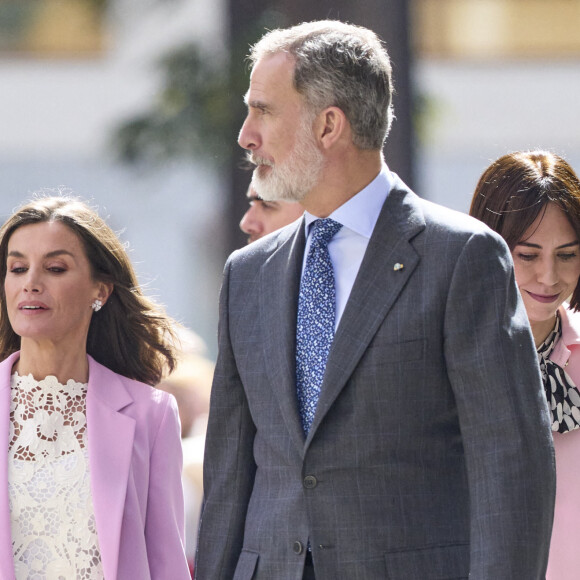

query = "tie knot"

[{"left": 311, "top": 218, "right": 342, "bottom": 247}]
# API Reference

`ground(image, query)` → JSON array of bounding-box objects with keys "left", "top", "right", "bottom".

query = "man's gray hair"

[{"left": 249, "top": 20, "right": 394, "bottom": 150}]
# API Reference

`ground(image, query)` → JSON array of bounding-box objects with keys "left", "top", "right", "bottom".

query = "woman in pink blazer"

[
  {"left": 0, "top": 196, "right": 191, "bottom": 579},
  {"left": 470, "top": 150, "right": 580, "bottom": 579}
]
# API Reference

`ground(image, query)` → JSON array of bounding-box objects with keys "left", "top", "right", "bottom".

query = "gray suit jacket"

[{"left": 196, "top": 177, "right": 555, "bottom": 580}]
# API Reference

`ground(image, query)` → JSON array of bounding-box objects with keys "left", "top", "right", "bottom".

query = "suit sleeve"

[
  {"left": 444, "top": 230, "right": 555, "bottom": 579},
  {"left": 195, "top": 257, "right": 258, "bottom": 579},
  {"left": 145, "top": 393, "right": 191, "bottom": 579}
]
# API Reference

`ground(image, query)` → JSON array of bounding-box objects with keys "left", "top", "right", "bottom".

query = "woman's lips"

[
  {"left": 526, "top": 291, "right": 560, "bottom": 304},
  {"left": 17, "top": 301, "right": 49, "bottom": 313}
]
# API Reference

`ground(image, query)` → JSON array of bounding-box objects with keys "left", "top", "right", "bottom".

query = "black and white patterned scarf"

[{"left": 537, "top": 313, "right": 580, "bottom": 433}]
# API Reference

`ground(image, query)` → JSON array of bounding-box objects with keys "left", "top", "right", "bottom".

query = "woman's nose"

[
  {"left": 23, "top": 270, "right": 42, "bottom": 293},
  {"left": 537, "top": 258, "right": 559, "bottom": 286}
]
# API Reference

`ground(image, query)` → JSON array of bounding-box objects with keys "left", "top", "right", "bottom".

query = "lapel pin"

[{"left": 393, "top": 263, "right": 404, "bottom": 271}]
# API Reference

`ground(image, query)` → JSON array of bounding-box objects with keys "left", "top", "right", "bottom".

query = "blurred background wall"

[
  {"left": 0, "top": 0, "right": 227, "bottom": 355},
  {"left": 414, "top": 0, "right": 580, "bottom": 212},
  {"left": 0, "top": 0, "right": 578, "bottom": 358}
]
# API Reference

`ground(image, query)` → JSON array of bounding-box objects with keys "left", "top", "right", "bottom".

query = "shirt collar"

[{"left": 303, "top": 164, "right": 393, "bottom": 238}]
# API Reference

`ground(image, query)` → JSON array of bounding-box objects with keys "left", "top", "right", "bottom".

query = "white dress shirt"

[{"left": 302, "top": 165, "right": 393, "bottom": 330}]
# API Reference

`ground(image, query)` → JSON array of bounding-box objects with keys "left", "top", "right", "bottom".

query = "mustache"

[{"left": 246, "top": 152, "right": 274, "bottom": 167}]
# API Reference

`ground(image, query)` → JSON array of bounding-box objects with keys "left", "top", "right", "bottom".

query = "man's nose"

[
  {"left": 238, "top": 116, "right": 260, "bottom": 152},
  {"left": 239, "top": 206, "right": 263, "bottom": 238}
]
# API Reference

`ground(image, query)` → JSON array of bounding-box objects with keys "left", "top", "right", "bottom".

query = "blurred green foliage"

[
  {"left": 112, "top": 8, "right": 292, "bottom": 169},
  {"left": 113, "top": 43, "right": 234, "bottom": 166}
]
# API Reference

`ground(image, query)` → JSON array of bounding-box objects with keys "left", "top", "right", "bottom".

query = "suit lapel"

[
  {"left": 306, "top": 183, "right": 426, "bottom": 443},
  {"left": 260, "top": 221, "right": 307, "bottom": 455},
  {"left": 0, "top": 352, "right": 19, "bottom": 580},
  {"left": 86, "top": 356, "right": 135, "bottom": 580}
]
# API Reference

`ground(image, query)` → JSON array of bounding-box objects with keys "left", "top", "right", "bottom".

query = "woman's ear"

[
  {"left": 317, "top": 106, "right": 348, "bottom": 150},
  {"left": 96, "top": 281, "right": 114, "bottom": 306}
]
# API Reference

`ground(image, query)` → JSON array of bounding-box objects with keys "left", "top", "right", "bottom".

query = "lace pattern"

[{"left": 9, "top": 372, "right": 104, "bottom": 579}]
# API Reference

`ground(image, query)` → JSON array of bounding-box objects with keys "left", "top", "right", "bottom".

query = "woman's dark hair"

[
  {"left": 469, "top": 150, "right": 580, "bottom": 310},
  {"left": 0, "top": 195, "right": 178, "bottom": 385}
]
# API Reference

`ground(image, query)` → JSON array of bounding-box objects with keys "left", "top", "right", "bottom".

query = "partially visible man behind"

[
  {"left": 196, "top": 20, "right": 555, "bottom": 580},
  {"left": 240, "top": 184, "right": 304, "bottom": 243}
]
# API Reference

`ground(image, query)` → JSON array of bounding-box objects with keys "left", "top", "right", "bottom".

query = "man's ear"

[{"left": 316, "top": 106, "right": 348, "bottom": 150}]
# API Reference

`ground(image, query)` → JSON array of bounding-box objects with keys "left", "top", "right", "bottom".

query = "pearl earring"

[{"left": 92, "top": 299, "right": 103, "bottom": 312}]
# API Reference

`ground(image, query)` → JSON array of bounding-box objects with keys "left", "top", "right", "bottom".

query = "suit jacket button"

[
  {"left": 293, "top": 541, "right": 304, "bottom": 555},
  {"left": 303, "top": 475, "right": 317, "bottom": 489}
]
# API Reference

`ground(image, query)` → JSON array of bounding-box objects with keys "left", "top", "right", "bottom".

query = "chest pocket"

[{"left": 368, "top": 337, "right": 426, "bottom": 364}]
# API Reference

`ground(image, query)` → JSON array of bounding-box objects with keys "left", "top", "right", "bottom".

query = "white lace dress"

[{"left": 8, "top": 372, "right": 104, "bottom": 580}]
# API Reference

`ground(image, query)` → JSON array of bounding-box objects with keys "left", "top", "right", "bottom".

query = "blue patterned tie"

[{"left": 296, "top": 218, "right": 342, "bottom": 434}]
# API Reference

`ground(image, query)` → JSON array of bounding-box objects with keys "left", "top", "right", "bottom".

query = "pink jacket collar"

[
  {"left": 0, "top": 352, "right": 136, "bottom": 580},
  {"left": 549, "top": 305, "right": 580, "bottom": 368}
]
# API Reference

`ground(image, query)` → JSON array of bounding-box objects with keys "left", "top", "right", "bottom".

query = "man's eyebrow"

[{"left": 245, "top": 97, "right": 271, "bottom": 113}]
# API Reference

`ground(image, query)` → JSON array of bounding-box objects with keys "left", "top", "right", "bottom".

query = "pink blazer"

[
  {"left": 547, "top": 305, "right": 580, "bottom": 580},
  {"left": 0, "top": 352, "right": 191, "bottom": 580}
]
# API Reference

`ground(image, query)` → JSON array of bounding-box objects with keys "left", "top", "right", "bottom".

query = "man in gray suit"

[{"left": 196, "top": 20, "right": 555, "bottom": 580}]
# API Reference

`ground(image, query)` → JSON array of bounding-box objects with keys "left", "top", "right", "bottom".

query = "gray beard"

[{"left": 249, "top": 114, "right": 324, "bottom": 202}]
